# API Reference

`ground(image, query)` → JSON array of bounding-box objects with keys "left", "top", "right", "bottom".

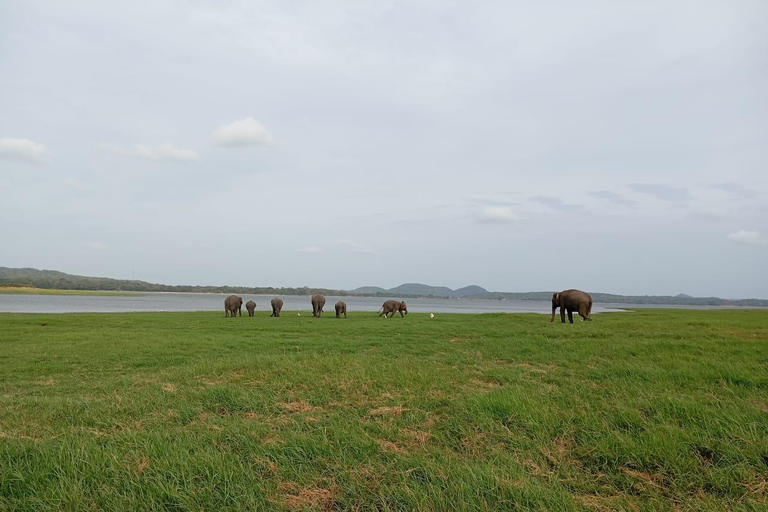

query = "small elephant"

[
  {"left": 224, "top": 295, "right": 243, "bottom": 317},
  {"left": 378, "top": 300, "right": 407, "bottom": 318},
  {"left": 549, "top": 289, "right": 593, "bottom": 323},
  {"left": 270, "top": 297, "right": 284, "bottom": 317},
  {"left": 311, "top": 294, "right": 326, "bottom": 317},
  {"left": 245, "top": 300, "right": 256, "bottom": 316},
  {"left": 335, "top": 301, "right": 347, "bottom": 318}
]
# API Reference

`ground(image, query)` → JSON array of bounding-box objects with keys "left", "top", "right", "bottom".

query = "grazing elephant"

[
  {"left": 224, "top": 295, "right": 243, "bottom": 317},
  {"left": 311, "top": 294, "right": 326, "bottom": 317},
  {"left": 245, "top": 300, "right": 256, "bottom": 317},
  {"left": 378, "top": 300, "right": 407, "bottom": 318},
  {"left": 335, "top": 301, "right": 347, "bottom": 318},
  {"left": 270, "top": 297, "right": 284, "bottom": 317},
  {"left": 549, "top": 289, "right": 593, "bottom": 323}
]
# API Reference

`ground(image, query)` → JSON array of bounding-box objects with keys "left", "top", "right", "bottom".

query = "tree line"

[{"left": 1, "top": 267, "right": 766, "bottom": 306}]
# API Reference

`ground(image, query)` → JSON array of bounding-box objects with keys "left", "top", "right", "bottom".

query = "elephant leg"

[
  {"left": 560, "top": 307, "right": 566, "bottom": 323},
  {"left": 578, "top": 303, "right": 588, "bottom": 320},
  {"left": 567, "top": 309, "right": 574, "bottom": 323}
]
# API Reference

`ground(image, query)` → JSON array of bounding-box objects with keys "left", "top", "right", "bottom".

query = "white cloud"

[
  {"left": 341, "top": 239, "right": 376, "bottom": 254},
  {"left": 300, "top": 245, "right": 323, "bottom": 253},
  {"left": 85, "top": 241, "right": 106, "bottom": 250},
  {"left": 104, "top": 143, "right": 199, "bottom": 162},
  {"left": 211, "top": 117, "right": 274, "bottom": 147},
  {"left": 478, "top": 207, "right": 517, "bottom": 224},
  {"left": 727, "top": 230, "right": 766, "bottom": 246},
  {"left": 0, "top": 138, "right": 48, "bottom": 162}
]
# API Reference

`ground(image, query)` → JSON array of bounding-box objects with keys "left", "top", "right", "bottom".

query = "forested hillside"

[{"left": 1, "top": 267, "right": 766, "bottom": 306}]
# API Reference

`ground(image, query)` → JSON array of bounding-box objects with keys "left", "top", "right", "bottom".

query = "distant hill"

[
  {"left": 351, "top": 283, "right": 490, "bottom": 298},
  {"left": 1, "top": 267, "right": 766, "bottom": 306},
  {"left": 389, "top": 283, "right": 456, "bottom": 297},
  {"left": 454, "top": 285, "right": 489, "bottom": 297},
  {"left": 350, "top": 286, "right": 388, "bottom": 295}
]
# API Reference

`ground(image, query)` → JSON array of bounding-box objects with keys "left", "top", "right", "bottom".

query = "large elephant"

[
  {"left": 335, "top": 301, "right": 347, "bottom": 318},
  {"left": 311, "top": 294, "right": 326, "bottom": 317},
  {"left": 378, "top": 300, "right": 407, "bottom": 318},
  {"left": 224, "top": 295, "right": 243, "bottom": 317},
  {"left": 549, "top": 289, "right": 593, "bottom": 323},
  {"left": 245, "top": 300, "right": 256, "bottom": 317},
  {"left": 270, "top": 297, "right": 284, "bottom": 317}
]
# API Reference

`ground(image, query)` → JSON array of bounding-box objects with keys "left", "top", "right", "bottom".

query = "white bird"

[
  {"left": 430, "top": 313, "right": 435, "bottom": 318},
  {"left": 297, "top": 313, "right": 301, "bottom": 316}
]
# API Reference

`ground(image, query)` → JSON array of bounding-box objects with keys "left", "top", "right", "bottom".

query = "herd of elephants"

[{"left": 223, "top": 289, "right": 594, "bottom": 324}]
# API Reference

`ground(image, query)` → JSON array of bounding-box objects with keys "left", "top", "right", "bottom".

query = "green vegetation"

[
  {"left": 4, "top": 266, "right": 767, "bottom": 306},
  {"left": 0, "top": 286, "right": 140, "bottom": 296},
  {"left": 0, "top": 267, "right": 341, "bottom": 297},
  {"left": 1, "top": 310, "right": 766, "bottom": 511}
]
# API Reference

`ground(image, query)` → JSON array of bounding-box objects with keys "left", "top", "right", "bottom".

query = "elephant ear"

[{"left": 555, "top": 293, "right": 560, "bottom": 304}]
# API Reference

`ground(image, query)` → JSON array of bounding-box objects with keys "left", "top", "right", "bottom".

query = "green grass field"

[{"left": 0, "top": 309, "right": 766, "bottom": 511}]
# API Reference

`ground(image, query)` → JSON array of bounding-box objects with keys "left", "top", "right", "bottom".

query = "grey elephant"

[
  {"left": 311, "top": 294, "right": 326, "bottom": 317},
  {"left": 335, "top": 300, "right": 347, "bottom": 318},
  {"left": 549, "top": 289, "right": 593, "bottom": 323},
  {"left": 270, "top": 297, "right": 284, "bottom": 317},
  {"left": 378, "top": 300, "right": 407, "bottom": 318},
  {"left": 245, "top": 300, "right": 256, "bottom": 316},
  {"left": 224, "top": 295, "right": 243, "bottom": 317}
]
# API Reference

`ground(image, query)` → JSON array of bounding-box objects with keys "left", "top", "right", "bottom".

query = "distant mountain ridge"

[
  {"left": 352, "top": 283, "right": 489, "bottom": 298},
  {"left": 1, "top": 267, "right": 767, "bottom": 306}
]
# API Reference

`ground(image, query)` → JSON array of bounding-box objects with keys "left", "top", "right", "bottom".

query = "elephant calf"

[
  {"left": 549, "top": 289, "right": 593, "bottom": 323},
  {"left": 245, "top": 300, "right": 256, "bottom": 317},
  {"left": 335, "top": 301, "right": 347, "bottom": 318},
  {"left": 224, "top": 295, "right": 243, "bottom": 317},
  {"left": 378, "top": 300, "right": 407, "bottom": 318}
]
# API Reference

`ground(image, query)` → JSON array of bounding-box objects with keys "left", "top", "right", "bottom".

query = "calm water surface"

[{"left": 0, "top": 292, "right": 628, "bottom": 315}]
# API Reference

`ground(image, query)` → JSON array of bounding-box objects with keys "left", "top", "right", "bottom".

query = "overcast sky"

[{"left": 1, "top": 1, "right": 766, "bottom": 298}]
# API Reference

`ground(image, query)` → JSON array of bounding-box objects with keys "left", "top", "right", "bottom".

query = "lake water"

[{"left": 0, "top": 292, "right": 629, "bottom": 315}]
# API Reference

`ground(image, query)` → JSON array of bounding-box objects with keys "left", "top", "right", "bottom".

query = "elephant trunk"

[{"left": 549, "top": 302, "right": 556, "bottom": 323}]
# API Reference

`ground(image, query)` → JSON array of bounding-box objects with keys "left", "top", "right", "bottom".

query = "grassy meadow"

[{"left": 0, "top": 309, "right": 766, "bottom": 511}]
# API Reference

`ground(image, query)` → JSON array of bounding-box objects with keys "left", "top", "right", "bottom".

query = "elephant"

[
  {"left": 311, "top": 294, "right": 326, "bottom": 317},
  {"left": 378, "top": 300, "right": 407, "bottom": 318},
  {"left": 549, "top": 289, "right": 593, "bottom": 323},
  {"left": 270, "top": 297, "right": 284, "bottom": 317},
  {"left": 224, "top": 295, "right": 243, "bottom": 317},
  {"left": 245, "top": 300, "right": 256, "bottom": 317},
  {"left": 335, "top": 301, "right": 347, "bottom": 318}
]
